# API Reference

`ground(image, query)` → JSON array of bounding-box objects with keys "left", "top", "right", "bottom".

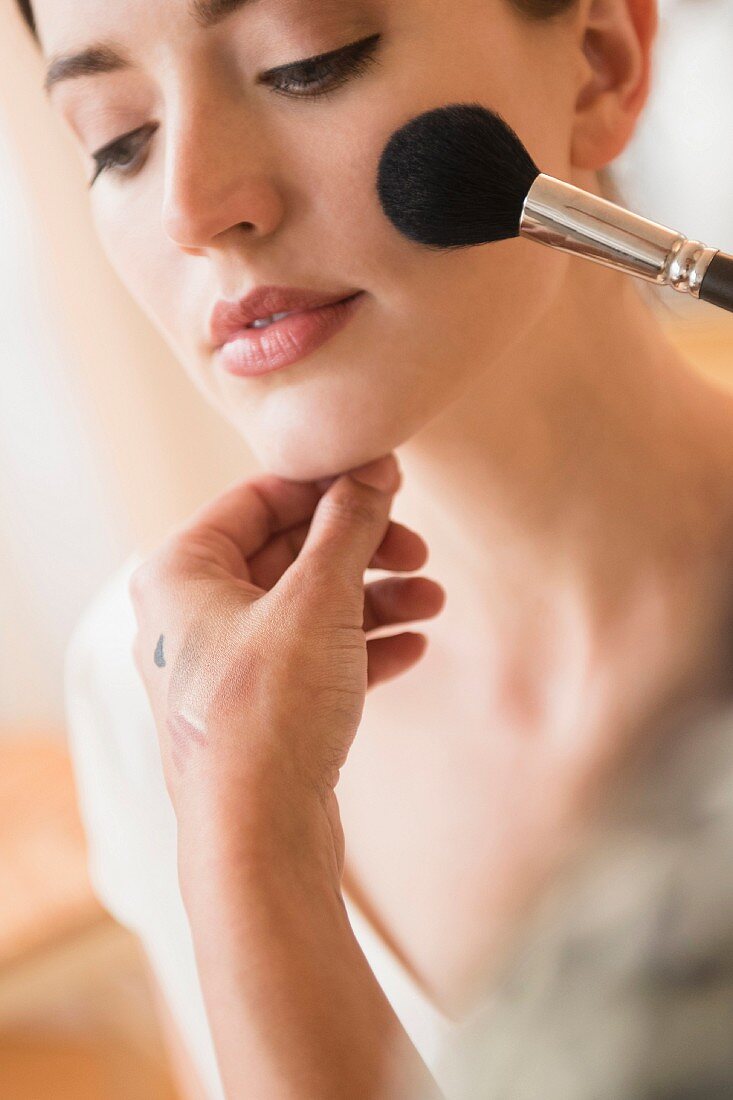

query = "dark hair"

[
  {"left": 512, "top": 0, "right": 576, "bottom": 14},
  {"left": 14, "top": 0, "right": 576, "bottom": 41},
  {"left": 16, "top": 0, "right": 36, "bottom": 37}
]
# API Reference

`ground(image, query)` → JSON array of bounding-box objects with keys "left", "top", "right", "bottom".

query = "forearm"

[{"left": 177, "top": 783, "right": 443, "bottom": 1100}]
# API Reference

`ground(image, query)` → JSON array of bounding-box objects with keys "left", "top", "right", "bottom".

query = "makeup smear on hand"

[{"left": 166, "top": 711, "right": 209, "bottom": 772}]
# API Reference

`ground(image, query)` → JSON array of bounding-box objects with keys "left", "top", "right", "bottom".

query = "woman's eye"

[
  {"left": 89, "top": 124, "right": 156, "bottom": 188},
  {"left": 260, "top": 33, "right": 381, "bottom": 99},
  {"left": 87, "top": 34, "right": 382, "bottom": 187}
]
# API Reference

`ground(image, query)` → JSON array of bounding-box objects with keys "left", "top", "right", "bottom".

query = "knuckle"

[
  {"left": 128, "top": 544, "right": 183, "bottom": 603},
  {"left": 321, "top": 484, "right": 380, "bottom": 526}
]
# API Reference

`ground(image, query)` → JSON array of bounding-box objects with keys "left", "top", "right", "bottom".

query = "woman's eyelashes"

[
  {"left": 88, "top": 33, "right": 383, "bottom": 188},
  {"left": 260, "top": 31, "right": 381, "bottom": 98},
  {"left": 89, "top": 123, "right": 158, "bottom": 188}
]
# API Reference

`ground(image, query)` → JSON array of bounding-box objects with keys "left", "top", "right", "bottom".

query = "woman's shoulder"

[
  {"left": 63, "top": 546, "right": 160, "bottom": 780},
  {"left": 62, "top": 548, "right": 176, "bottom": 926},
  {"left": 65, "top": 549, "right": 145, "bottom": 680}
]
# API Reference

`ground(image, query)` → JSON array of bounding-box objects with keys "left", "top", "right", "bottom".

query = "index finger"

[{"left": 172, "top": 472, "right": 326, "bottom": 572}]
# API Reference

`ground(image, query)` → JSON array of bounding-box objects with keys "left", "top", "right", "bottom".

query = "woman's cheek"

[{"left": 94, "top": 202, "right": 184, "bottom": 349}]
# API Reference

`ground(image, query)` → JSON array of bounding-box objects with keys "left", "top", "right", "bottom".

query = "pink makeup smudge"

[{"left": 166, "top": 711, "right": 208, "bottom": 771}]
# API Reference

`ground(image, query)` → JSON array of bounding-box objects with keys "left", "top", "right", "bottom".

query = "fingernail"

[{"left": 350, "top": 455, "right": 401, "bottom": 493}]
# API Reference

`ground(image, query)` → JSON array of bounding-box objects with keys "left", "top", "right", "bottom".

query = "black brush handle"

[{"left": 699, "top": 251, "right": 733, "bottom": 313}]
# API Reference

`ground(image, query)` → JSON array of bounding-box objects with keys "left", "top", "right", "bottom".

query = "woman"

[{"left": 17, "top": 0, "right": 733, "bottom": 1095}]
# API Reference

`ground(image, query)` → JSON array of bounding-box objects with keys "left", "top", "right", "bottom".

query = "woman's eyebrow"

[
  {"left": 189, "top": 0, "right": 263, "bottom": 28},
  {"left": 44, "top": 0, "right": 264, "bottom": 96}
]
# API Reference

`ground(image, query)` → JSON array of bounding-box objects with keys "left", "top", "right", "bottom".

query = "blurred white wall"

[
  {"left": 616, "top": 0, "right": 733, "bottom": 253},
  {"left": 0, "top": 0, "right": 731, "bottom": 733},
  {"left": 0, "top": 121, "right": 126, "bottom": 728},
  {"left": 0, "top": 0, "right": 249, "bottom": 733}
]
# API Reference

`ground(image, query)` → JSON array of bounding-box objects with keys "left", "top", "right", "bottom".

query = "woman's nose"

[{"left": 161, "top": 108, "right": 286, "bottom": 251}]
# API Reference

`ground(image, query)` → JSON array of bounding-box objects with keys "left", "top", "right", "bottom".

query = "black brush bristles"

[{"left": 376, "top": 103, "right": 541, "bottom": 251}]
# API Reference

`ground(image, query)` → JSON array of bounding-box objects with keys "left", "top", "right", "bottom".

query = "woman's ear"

[{"left": 571, "top": 0, "right": 658, "bottom": 170}]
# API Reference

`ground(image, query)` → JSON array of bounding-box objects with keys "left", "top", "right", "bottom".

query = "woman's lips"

[{"left": 215, "top": 292, "right": 365, "bottom": 377}]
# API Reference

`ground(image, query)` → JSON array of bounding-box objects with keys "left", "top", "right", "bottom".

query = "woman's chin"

[{"left": 251, "top": 441, "right": 397, "bottom": 485}]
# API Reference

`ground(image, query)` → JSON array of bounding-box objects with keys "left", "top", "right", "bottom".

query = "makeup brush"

[{"left": 376, "top": 103, "right": 733, "bottom": 313}]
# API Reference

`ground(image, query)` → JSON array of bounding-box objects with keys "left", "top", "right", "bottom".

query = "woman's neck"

[{"left": 395, "top": 258, "right": 733, "bottom": 744}]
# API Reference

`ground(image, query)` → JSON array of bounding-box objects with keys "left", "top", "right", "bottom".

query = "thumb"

[{"left": 294, "top": 453, "right": 402, "bottom": 600}]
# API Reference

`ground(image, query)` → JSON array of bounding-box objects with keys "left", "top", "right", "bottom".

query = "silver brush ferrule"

[{"left": 520, "top": 174, "right": 719, "bottom": 298}]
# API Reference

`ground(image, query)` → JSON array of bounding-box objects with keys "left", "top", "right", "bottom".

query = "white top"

[
  {"left": 65, "top": 553, "right": 733, "bottom": 1098},
  {"left": 63, "top": 552, "right": 459, "bottom": 1100}
]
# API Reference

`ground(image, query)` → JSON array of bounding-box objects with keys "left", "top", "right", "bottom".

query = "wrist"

[{"left": 175, "top": 769, "right": 344, "bottom": 912}]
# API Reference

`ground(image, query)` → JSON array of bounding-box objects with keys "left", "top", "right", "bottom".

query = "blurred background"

[{"left": 1, "top": 0, "right": 733, "bottom": 1096}]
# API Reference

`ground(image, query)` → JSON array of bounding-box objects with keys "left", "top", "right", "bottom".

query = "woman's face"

[{"left": 36, "top": 0, "right": 580, "bottom": 479}]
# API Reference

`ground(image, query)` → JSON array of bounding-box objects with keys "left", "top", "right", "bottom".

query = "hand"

[{"left": 128, "top": 452, "right": 446, "bottom": 875}]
